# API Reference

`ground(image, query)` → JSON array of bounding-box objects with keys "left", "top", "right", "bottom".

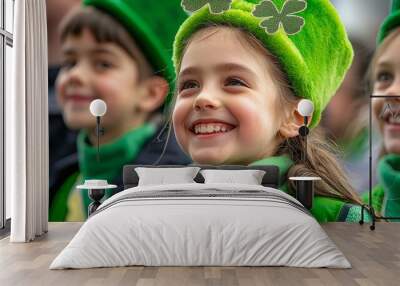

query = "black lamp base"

[
  {"left": 289, "top": 177, "right": 321, "bottom": 210},
  {"left": 87, "top": 188, "right": 105, "bottom": 216},
  {"left": 295, "top": 180, "right": 314, "bottom": 210}
]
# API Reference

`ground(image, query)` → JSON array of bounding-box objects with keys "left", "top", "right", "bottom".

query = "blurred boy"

[{"left": 50, "top": 0, "right": 190, "bottom": 221}]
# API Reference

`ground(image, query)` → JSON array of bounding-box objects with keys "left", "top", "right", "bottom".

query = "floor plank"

[{"left": 0, "top": 222, "right": 398, "bottom": 286}]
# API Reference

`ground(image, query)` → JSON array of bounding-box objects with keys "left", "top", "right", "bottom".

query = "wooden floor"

[{"left": 0, "top": 222, "right": 399, "bottom": 286}]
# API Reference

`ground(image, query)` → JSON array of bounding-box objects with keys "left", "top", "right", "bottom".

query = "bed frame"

[
  {"left": 86, "top": 165, "right": 280, "bottom": 216},
  {"left": 122, "top": 165, "right": 280, "bottom": 189}
]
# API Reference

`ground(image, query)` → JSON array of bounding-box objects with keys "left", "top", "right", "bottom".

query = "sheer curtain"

[{"left": 7, "top": 0, "right": 48, "bottom": 242}]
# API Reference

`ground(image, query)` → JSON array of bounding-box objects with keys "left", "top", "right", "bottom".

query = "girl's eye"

[
  {"left": 179, "top": 80, "right": 199, "bottom": 92},
  {"left": 225, "top": 77, "right": 248, "bottom": 87},
  {"left": 376, "top": 71, "right": 393, "bottom": 83}
]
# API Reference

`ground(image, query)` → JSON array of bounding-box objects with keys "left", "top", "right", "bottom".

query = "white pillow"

[
  {"left": 135, "top": 167, "right": 200, "bottom": 186},
  {"left": 200, "top": 169, "right": 266, "bottom": 185}
]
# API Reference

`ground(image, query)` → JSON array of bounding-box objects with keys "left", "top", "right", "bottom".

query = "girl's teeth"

[{"left": 193, "top": 123, "right": 232, "bottom": 134}]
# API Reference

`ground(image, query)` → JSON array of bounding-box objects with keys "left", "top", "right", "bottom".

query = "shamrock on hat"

[
  {"left": 182, "top": 0, "right": 232, "bottom": 14},
  {"left": 253, "top": 0, "right": 306, "bottom": 35}
]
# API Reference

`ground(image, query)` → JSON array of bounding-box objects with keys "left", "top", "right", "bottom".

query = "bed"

[{"left": 50, "top": 165, "right": 350, "bottom": 269}]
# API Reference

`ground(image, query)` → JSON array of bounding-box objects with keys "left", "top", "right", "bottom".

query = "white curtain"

[{"left": 7, "top": 0, "right": 48, "bottom": 242}]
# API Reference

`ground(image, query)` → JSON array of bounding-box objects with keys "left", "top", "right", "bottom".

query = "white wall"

[{"left": 331, "top": 0, "right": 391, "bottom": 49}]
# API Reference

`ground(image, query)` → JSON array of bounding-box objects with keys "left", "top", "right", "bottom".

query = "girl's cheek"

[
  {"left": 173, "top": 98, "right": 191, "bottom": 122},
  {"left": 229, "top": 97, "right": 279, "bottom": 144},
  {"left": 229, "top": 100, "right": 265, "bottom": 132},
  {"left": 172, "top": 99, "right": 191, "bottom": 145}
]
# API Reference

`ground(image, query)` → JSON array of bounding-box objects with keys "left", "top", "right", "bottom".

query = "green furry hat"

[
  {"left": 83, "top": 0, "right": 187, "bottom": 106},
  {"left": 378, "top": 0, "right": 400, "bottom": 43},
  {"left": 173, "top": 0, "right": 354, "bottom": 128}
]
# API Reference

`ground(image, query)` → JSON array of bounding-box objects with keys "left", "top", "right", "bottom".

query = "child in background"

[
  {"left": 363, "top": 1, "right": 400, "bottom": 220},
  {"left": 322, "top": 39, "right": 372, "bottom": 193},
  {"left": 49, "top": 0, "right": 190, "bottom": 221},
  {"left": 171, "top": 0, "right": 369, "bottom": 222}
]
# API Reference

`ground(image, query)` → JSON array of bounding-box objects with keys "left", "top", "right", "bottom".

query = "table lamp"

[
  {"left": 89, "top": 99, "right": 107, "bottom": 162},
  {"left": 289, "top": 99, "right": 320, "bottom": 209}
]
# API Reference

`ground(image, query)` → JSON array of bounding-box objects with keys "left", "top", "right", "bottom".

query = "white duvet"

[{"left": 50, "top": 183, "right": 351, "bottom": 269}]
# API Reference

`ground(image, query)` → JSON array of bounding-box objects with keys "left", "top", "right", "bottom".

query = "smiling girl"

[
  {"left": 170, "top": 0, "right": 369, "bottom": 222},
  {"left": 363, "top": 1, "right": 400, "bottom": 220}
]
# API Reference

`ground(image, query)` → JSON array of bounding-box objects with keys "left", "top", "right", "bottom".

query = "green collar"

[
  {"left": 77, "top": 123, "right": 156, "bottom": 181},
  {"left": 378, "top": 154, "right": 400, "bottom": 199},
  {"left": 250, "top": 155, "right": 294, "bottom": 191}
]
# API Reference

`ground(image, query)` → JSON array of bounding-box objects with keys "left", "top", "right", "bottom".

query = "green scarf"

[
  {"left": 251, "top": 155, "right": 364, "bottom": 222},
  {"left": 49, "top": 124, "right": 156, "bottom": 221},
  {"left": 367, "top": 154, "right": 400, "bottom": 221},
  {"left": 78, "top": 124, "right": 156, "bottom": 181}
]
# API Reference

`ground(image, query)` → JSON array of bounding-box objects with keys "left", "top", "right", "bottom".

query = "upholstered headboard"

[{"left": 123, "top": 165, "right": 280, "bottom": 189}]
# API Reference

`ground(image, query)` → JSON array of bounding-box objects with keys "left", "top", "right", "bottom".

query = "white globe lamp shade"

[
  {"left": 90, "top": 99, "right": 107, "bottom": 117},
  {"left": 298, "top": 99, "right": 314, "bottom": 117}
]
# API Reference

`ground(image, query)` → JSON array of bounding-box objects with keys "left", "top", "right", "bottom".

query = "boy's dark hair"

[{"left": 59, "top": 7, "right": 153, "bottom": 81}]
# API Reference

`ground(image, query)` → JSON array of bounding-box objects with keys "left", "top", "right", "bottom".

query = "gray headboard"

[{"left": 123, "top": 165, "right": 280, "bottom": 189}]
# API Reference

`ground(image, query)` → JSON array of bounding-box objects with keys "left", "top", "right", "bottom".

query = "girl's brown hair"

[
  {"left": 173, "top": 25, "right": 362, "bottom": 205},
  {"left": 59, "top": 6, "right": 153, "bottom": 81}
]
